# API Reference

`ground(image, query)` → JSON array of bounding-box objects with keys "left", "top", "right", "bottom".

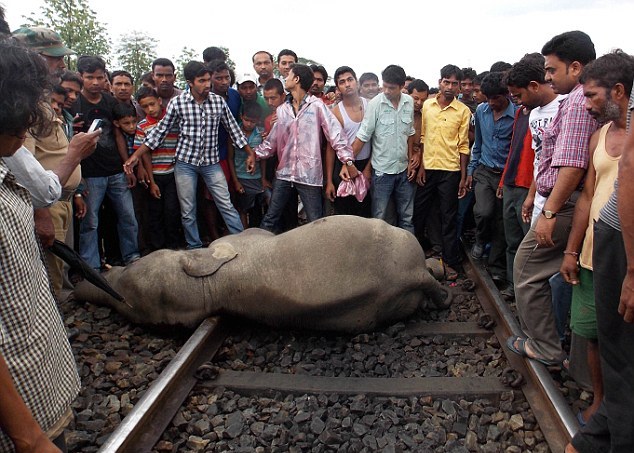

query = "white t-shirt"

[{"left": 528, "top": 94, "right": 567, "bottom": 225}]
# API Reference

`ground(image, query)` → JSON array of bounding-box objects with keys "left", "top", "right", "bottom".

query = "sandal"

[{"left": 505, "top": 336, "right": 562, "bottom": 367}]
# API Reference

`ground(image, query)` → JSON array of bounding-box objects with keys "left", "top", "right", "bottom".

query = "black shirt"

[{"left": 71, "top": 93, "right": 123, "bottom": 177}]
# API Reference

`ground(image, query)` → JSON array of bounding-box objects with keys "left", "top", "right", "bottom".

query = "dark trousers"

[
  {"left": 473, "top": 165, "right": 506, "bottom": 278},
  {"left": 148, "top": 173, "right": 182, "bottom": 250},
  {"left": 502, "top": 185, "right": 529, "bottom": 285},
  {"left": 572, "top": 220, "right": 634, "bottom": 453},
  {"left": 261, "top": 180, "right": 322, "bottom": 232},
  {"left": 131, "top": 183, "right": 150, "bottom": 255},
  {"left": 457, "top": 189, "right": 475, "bottom": 239},
  {"left": 332, "top": 158, "right": 371, "bottom": 218},
  {"left": 413, "top": 170, "right": 461, "bottom": 266},
  {"left": 53, "top": 431, "right": 67, "bottom": 453}
]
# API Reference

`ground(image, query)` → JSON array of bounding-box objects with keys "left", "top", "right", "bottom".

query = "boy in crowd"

[
  {"left": 252, "top": 50, "right": 275, "bottom": 93},
  {"left": 468, "top": 72, "right": 518, "bottom": 286},
  {"left": 228, "top": 101, "right": 269, "bottom": 228},
  {"left": 261, "top": 78, "right": 297, "bottom": 231},
  {"left": 60, "top": 70, "right": 82, "bottom": 110},
  {"left": 309, "top": 64, "right": 335, "bottom": 106},
  {"left": 277, "top": 49, "right": 297, "bottom": 81},
  {"left": 262, "top": 78, "right": 286, "bottom": 136},
  {"left": 113, "top": 103, "right": 138, "bottom": 154},
  {"left": 408, "top": 79, "right": 430, "bottom": 150},
  {"left": 459, "top": 67, "right": 479, "bottom": 113},
  {"left": 125, "top": 61, "right": 254, "bottom": 249},
  {"left": 50, "top": 85, "right": 67, "bottom": 118},
  {"left": 111, "top": 70, "right": 138, "bottom": 114},
  {"left": 415, "top": 65, "right": 471, "bottom": 280},
  {"left": 134, "top": 86, "right": 182, "bottom": 250},
  {"left": 50, "top": 84, "right": 74, "bottom": 140},
  {"left": 508, "top": 31, "right": 598, "bottom": 369},
  {"left": 499, "top": 56, "right": 555, "bottom": 301},
  {"left": 359, "top": 72, "right": 380, "bottom": 100},
  {"left": 113, "top": 102, "right": 150, "bottom": 255},
  {"left": 472, "top": 71, "right": 489, "bottom": 105},
  {"left": 559, "top": 50, "right": 634, "bottom": 432},
  {"left": 255, "top": 64, "right": 355, "bottom": 230},
  {"left": 70, "top": 55, "right": 140, "bottom": 270},
  {"left": 325, "top": 66, "right": 373, "bottom": 217},
  {"left": 354, "top": 65, "right": 418, "bottom": 233}
]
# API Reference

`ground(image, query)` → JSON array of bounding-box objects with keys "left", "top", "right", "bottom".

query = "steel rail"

[
  {"left": 97, "top": 317, "right": 228, "bottom": 453},
  {"left": 464, "top": 254, "right": 578, "bottom": 453},
  {"left": 97, "top": 254, "right": 578, "bottom": 453}
]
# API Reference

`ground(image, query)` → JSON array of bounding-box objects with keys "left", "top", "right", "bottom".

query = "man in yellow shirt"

[{"left": 414, "top": 65, "right": 471, "bottom": 280}]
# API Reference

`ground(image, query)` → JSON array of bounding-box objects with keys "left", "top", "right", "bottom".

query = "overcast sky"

[{"left": 4, "top": 0, "right": 634, "bottom": 86}]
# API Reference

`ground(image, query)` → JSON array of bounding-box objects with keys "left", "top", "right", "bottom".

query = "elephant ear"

[{"left": 181, "top": 243, "right": 238, "bottom": 278}]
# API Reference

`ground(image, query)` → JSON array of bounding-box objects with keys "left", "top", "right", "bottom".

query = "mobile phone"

[{"left": 88, "top": 118, "right": 103, "bottom": 133}]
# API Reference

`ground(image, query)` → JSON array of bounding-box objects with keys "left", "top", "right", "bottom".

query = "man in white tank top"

[{"left": 325, "top": 66, "right": 372, "bottom": 216}]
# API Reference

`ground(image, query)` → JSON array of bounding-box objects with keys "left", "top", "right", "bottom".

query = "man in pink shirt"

[{"left": 255, "top": 64, "right": 355, "bottom": 231}]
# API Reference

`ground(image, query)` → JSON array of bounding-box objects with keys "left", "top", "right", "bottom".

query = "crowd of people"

[{"left": 0, "top": 4, "right": 633, "bottom": 451}]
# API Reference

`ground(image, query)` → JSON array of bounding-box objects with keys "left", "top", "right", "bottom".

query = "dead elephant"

[{"left": 74, "top": 216, "right": 451, "bottom": 332}]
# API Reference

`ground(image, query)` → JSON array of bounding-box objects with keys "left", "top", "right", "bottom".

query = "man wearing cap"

[
  {"left": 12, "top": 26, "right": 94, "bottom": 300},
  {"left": 12, "top": 26, "right": 74, "bottom": 79},
  {"left": 236, "top": 72, "right": 271, "bottom": 120}
]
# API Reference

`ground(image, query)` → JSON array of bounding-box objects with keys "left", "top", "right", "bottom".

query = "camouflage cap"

[{"left": 12, "top": 27, "right": 74, "bottom": 57}]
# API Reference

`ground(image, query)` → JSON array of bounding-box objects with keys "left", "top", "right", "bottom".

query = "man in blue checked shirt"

[{"left": 125, "top": 61, "right": 255, "bottom": 249}]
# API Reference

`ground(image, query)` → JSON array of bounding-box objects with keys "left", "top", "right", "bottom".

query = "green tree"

[
  {"left": 174, "top": 46, "right": 198, "bottom": 88},
  {"left": 115, "top": 31, "right": 156, "bottom": 89},
  {"left": 24, "top": 0, "right": 111, "bottom": 69},
  {"left": 218, "top": 46, "right": 236, "bottom": 70},
  {"left": 174, "top": 45, "right": 237, "bottom": 88},
  {"left": 272, "top": 54, "right": 326, "bottom": 79},
  {"left": 298, "top": 57, "right": 323, "bottom": 67}
]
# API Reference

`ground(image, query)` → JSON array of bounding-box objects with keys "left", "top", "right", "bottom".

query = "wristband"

[{"left": 563, "top": 250, "right": 579, "bottom": 257}]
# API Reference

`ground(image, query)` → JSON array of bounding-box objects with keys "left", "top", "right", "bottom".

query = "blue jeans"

[
  {"left": 80, "top": 173, "right": 139, "bottom": 269},
  {"left": 174, "top": 161, "right": 243, "bottom": 248},
  {"left": 261, "top": 179, "right": 322, "bottom": 232},
  {"left": 549, "top": 272, "right": 572, "bottom": 343},
  {"left": 371, "top": 169, "right": 415, "bottom": 233}
]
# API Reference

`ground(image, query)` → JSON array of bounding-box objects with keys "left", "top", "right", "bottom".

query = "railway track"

[{"left": 97, "top": 253, "right": 578, "bottom": 453}]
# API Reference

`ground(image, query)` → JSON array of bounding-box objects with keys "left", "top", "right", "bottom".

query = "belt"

[
  {"left": 482, "top": 164, "right": 503, "bottom": 175},
  {"left": 59, "top": 189, "right": 75, "bottom": 202}
]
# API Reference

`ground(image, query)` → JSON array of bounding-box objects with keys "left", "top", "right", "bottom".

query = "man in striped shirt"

[
  {"left": 133, "top": 86, "right": 182, "bottom": 250},
  {"left": 125, "top": 61, "right": 254, "bottom": 249}
]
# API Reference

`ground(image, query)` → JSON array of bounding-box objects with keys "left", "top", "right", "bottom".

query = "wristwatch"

[
  {"left": 542, "top": 209, "right": 557, "bottom": 219},
  {"left": 345, "top": 160, "right": 354, "bottom": 167}
]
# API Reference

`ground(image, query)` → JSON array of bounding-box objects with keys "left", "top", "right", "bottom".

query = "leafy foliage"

[
  {"left": 175, "top": 46, "right": 198, "bottom": 88},
  {"left": 114, "top": 31, "right": 156, "bottom": 89}
]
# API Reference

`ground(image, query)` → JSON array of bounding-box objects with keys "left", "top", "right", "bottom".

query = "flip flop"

[{"left": 505, "top": 336, "right": 562, "bottom": 367}]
